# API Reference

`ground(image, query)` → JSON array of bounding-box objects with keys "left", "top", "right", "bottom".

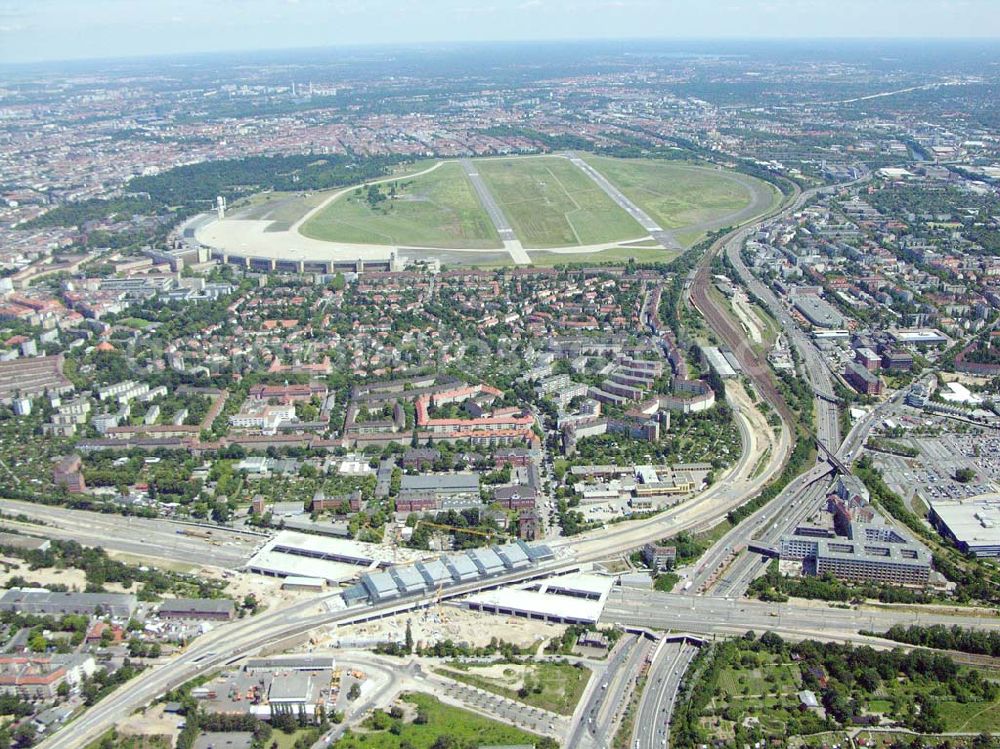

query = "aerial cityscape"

[{"left": 0, "top": 4, "right": 999, "bottom": 749}]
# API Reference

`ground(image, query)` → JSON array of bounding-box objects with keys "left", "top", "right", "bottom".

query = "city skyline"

[{"left": 1, "top": 0, "right": 999, "bottom": 64}]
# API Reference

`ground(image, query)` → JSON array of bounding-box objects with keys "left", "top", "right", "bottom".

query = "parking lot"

[
  {"left": 870, "top": 427, "right": 998, "bottom": 508},
  {"left": 437, "top": 677, "right": 564, "bottom": 736}
]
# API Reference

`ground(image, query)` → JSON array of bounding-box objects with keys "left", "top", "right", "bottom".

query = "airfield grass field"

[
  {"left": 477, "top": 156, "right": 646, "bottom": 248},
  {"left": 582, "top": 155, "right": 761, "bottom": 230},
  {"left": 211, "top": 154, "right": 778, "bottom": 261},
  {"left": 529, "top": 245, "right": 680, "bottom": 267},
  {"left": 300, "top": 161, "right": 502, "bottom": 249}
]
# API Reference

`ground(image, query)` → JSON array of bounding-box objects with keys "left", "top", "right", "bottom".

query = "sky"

[{"left": 0, "top": 0, "right": 997, "bottom": 64}]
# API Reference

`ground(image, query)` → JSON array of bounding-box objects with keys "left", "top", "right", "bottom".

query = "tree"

[
  {"left": 12, "top": 723, "right": 35, "bottom": 748},
  {"left": 954, "top": 467, "right": 976, "bottom": 484},
  {"left": 347, "top": 683, "right": 361, "bottom": 701}
]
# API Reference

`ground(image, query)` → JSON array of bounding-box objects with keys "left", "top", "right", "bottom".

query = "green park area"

[
  {"left": 477, "top": 156, "right": 646, "bottom": 248},
  {"left": 333, "top": 692, "right": 555, "bottom": 749},
  {"left": 436, "top": 660, "right": 590, "bottom": 715},
  {"left": 300, "top": 161, "right": 502, "bottom": 249},
  {"left": 674, "top": 633, "right": 1000, "bottom": 749},
  {"left": 582, "top": 156, "right": 765, "bottom": 231}
]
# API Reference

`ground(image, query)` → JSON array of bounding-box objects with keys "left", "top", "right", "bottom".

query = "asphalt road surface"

[
  {"left": 567, "top": 152, "right": 681, "bottom": 250},
  {"left": 568, "top": 633, "right": 652, "bottom": 749},
  {"left": 603, "top": 587, "right": 1000, "bottom": 639},
  {"left": 634, "top": 640, "right": 698, "bottom": 749},
  {"left": 459, "top": 158, "right": 517, "bottom": 242},
  {"left": 0, "top": 498, "right": 260, "bottom": 569}
]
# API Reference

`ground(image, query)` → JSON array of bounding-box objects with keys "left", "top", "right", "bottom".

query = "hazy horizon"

[{"left": 1, "top": 0, "right": 999, "bottom": 65}]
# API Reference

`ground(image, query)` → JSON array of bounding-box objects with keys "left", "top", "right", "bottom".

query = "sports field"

[
  {"left": 582, "top": 155, "right": 769, "bottom": 230},
  {"left": 476, "top": 156, "right": 647, "bottom": 248},
  {"left": 300, "top": 161, "right": 502, "bottom": 249}
]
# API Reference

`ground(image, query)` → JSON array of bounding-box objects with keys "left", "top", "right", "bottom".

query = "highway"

[
  {"left": 633, "top": 640, "right": 698, "bottom": 749},
  {"left": 566, "top": 152, "right": 681, "bottom": 250},
  {"left": 603, "top": 587, "right": 1000, "bottom": 639},
  {"left": 0, "top": 498, "right": 260, "bottom": 569},
  {"left": 682, "top": 172, "right": 881, "bottom": 597},
  {"left": 38, "top": 171, "right": 851, "bottom": 749},
  {"left": 683, "top": 459, "right": 834, "bottom": 595},
  {"left": 568, "top": 633, "right": 653, "bottom": 749},
  {"left": 698, "top": 383, "right": 911, "bottom": 598},
  {"left": 722, "top": 218, "right": 841, "bottom": 451}
]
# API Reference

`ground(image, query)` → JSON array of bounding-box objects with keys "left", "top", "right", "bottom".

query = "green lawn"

[
  {"left": 437, "top": 661, "right": 590, "bottom": 715},
  {"left": 937, "top": 697, "right": 1000, "bottom": 732},
  {"left": 477, "top": 156, "right": 647, "bottom": 248},
  {"left": 717, "top": 660, "right": 801, "bottom": 698},
  {"left": 300, "top": 161, "right": 502, "bottom": 249},
  {"left": 333, "top": 692, "right": 551, "bottom": 748},
  {"left": 581, "top": 156, "right": 764, "bottom": 230},
  {"left": 120, "top": 317, "right": 153, "bottom": 329},
  {"left": 529, "top": 245, "right": 679, "bottom": 266},
  {"left": 86, "top": 733, "right": 170, "bottom": 749}
]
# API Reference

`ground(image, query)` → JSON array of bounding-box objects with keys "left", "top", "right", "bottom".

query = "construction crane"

[{"left": 414, "top": 520, "right": 498, "bottom": 544}]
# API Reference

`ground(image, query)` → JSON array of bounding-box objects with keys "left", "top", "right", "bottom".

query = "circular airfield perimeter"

[{"left": 194, "top": 153, "right": 780, "bottom": 270}]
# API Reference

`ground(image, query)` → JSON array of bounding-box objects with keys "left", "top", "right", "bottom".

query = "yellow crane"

[{"left": 414, "top": 520, "right": 498, "bottom": 544}]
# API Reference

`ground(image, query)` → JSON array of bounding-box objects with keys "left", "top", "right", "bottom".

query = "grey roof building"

[
  {"left": 0, "top": 588, "right": 136, "bottom": 618},
  {"left": 399, "top": 473, "right": 480, "bottom": 499},
  {"left": 390, "top": 565, "right": 427, "bottom": 595},
  {"left": 468, "top": 548, "right": 504, "bottom": 576},
  {"left": 793, "top": 294, "right": 846, "bottom": 329},
  {"left": 445, "top": 553, "right": 479, "bottom": 582},
  {"left": 157, "top": 598, "right": 235, "bottom": 621},
  {"left": 360, "top": 571, "right": 400, "bottom": 602},
  {"left": 496, "top": 542, "right": 531, "bottom": 570},
  {"left": 416, "top": 558, "right": 452, "bottom": 586}
]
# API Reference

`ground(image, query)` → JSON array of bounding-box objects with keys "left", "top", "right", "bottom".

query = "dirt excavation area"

[{"left": 330, "top": 604, "right": 566, "bottom": 652}]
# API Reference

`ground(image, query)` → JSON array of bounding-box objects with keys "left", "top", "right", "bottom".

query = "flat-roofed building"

[
  {"left": 929, "top": 496, "right": 1000, "bottom": 558},
  {"left": 793, "top": 295, "right": 845, "bottom": 329},
  {"left": 399, "top": 473, "right": 481, "bottom": 500},
  {"left": 642, "top": 543, "right": 677, "bottom": 572},
  {"left": 780, "top": 522, "right": 931, "bottom": 586},
  {"left": 815, "top": 540, "right": 930, "bottom": 585},
  {"left": 465, "top": 573, "right": 612, "bottom": 625}
]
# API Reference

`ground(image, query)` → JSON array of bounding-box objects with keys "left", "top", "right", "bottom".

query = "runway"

[{"left": 567, "top": 152, "right": 682, "bottom": 250}]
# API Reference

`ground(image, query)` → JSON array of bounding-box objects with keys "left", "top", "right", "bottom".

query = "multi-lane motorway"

[
  {"left": 633, "top": 640, "right": 699, "bottom": 749},
  {"left": 568, "top": 633, "right": 654, "bottom": 749},
  {"left": 0, "top": 498, "right": 260, "bottom": 569},
  {"left": 604, "top": 587, "right": 1000, "bottom": 640},
  {"left": 40, "top": 170, "right": 915, "bottom": 749}
]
